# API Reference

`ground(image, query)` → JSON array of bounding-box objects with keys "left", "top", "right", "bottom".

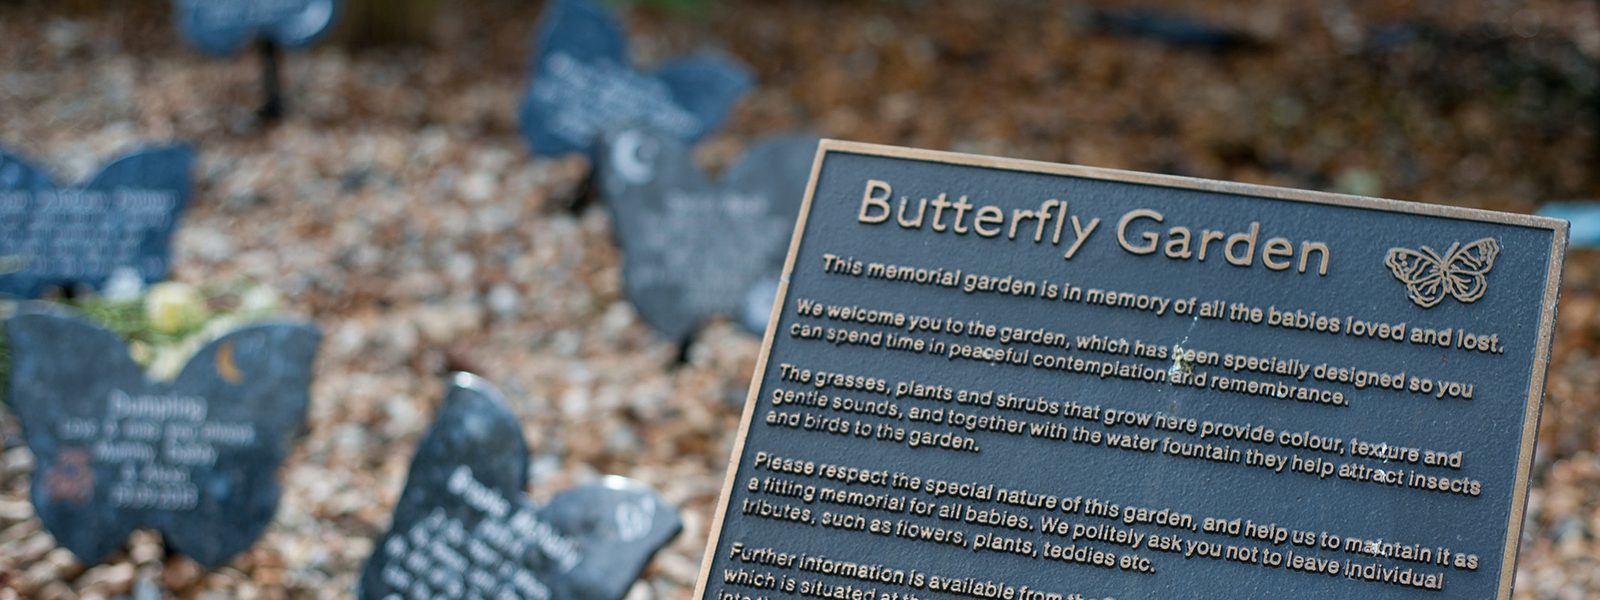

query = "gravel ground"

[{"left": 1, "top": 1, "right": 1598, "bottom": 599}]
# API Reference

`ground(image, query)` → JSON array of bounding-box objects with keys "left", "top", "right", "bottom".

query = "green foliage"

[
  {"left": 77, "top": 297, "right": 149, "bottom": 341},
  {"left": 334, "top": 0, "right": 444, "bottom": 47},
  {"left": 607, "top": 0, "right": 714, "bottom": 17},
  {"left": 0, "top": 280, "right": 284, "bottom": 407},
  {"left": 333, "top": 0, "right": 718, "bottom": 47}
]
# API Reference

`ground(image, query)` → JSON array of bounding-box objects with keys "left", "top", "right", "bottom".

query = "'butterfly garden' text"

[{"left": 857, "top": 179, "right": 1331, "bottom": 275}]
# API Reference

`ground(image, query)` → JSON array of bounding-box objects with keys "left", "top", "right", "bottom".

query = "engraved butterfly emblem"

[
  {"left": 1383, "top": 238, "right": 1500, "bottom": 308},
  {"left": 614, "top": 495, "right": 655, "bottom": 542},
  {"left": 44, "top": 448, "right": 95, "bottom": 507}
]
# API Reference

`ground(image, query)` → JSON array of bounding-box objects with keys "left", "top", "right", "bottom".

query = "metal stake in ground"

[{"left": 258, "top": 39, "right": 284, "bottom": 122}]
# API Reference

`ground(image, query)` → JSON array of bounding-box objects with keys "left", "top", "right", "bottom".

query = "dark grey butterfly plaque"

[
  {"left": 6, "top": 307, "right": 321, "bottom": 567},
  {"left": 359, "top": 374, "right": 682, "bottom": 600},
  {"left": 596, "top": 128, "right": 819, "bottom": 341},
  {"left": 173, "top": 0, "right": 340, "bottom": 55},
  {"left": 698, "top": 141, "right": 1567, "bottom": 600},
  {"left": 518, "top": 0, "right": 753, "bottom": 157},
  {"left": 0, "top": 146, "right": 193, "bottom": 299}
]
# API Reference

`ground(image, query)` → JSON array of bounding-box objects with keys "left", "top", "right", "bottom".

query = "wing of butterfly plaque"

[
  {"left": 0, "top": 145, "right": 193, "bottom": 298},
  {"left": 173, "top": 0, "right": 341, "bottom": 55}
]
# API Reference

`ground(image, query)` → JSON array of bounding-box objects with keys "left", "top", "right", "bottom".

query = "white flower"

[
  {"left": 128, "top": 340, "right": 152, "bottom": 367},
  {"left": 147, "top": 345, "right": 191, "bottom": 381},
  {"left": 102, "top": 267, "right": 145, "bottom": 302},
  {"left": 144, "top": 282, "right": 209, "bottom": 336}
]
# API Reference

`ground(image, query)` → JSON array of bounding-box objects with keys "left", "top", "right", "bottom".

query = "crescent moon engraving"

[
  {"left": 612, "top": 130, "right": 656, "bottom": 185},
  {"left": 216, "top": 340, "right": 243, "bottom": 384}
]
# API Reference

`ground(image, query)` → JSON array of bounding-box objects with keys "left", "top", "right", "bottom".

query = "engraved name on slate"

[{"left": 695, "top": 141, "right": 1566, "bottom": 600}]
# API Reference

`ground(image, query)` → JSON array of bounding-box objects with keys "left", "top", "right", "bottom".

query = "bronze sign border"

[{"left": 692, "top": 139, "right": 1568, "bottom": 600}]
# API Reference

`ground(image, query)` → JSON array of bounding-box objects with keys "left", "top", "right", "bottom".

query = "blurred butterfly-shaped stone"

[
  {"left": 5, "top": 307, "right": 321, "bottom": 567},
  {"left": 0, "top": 146, "right": 193, "bottom": 299},
  {"left": 1536, "top": 202, "right": 1600, "bottom": 247},
  {"left": 519, "top": 0, "right": 753, "bottom": 157},
  {"left": 173, "top": 0, "right": 341, "bottom": 55},
  {"left": 595, "top": 128, "right": 819, "bottom": 341},
  {"left": 1384, "top": 238, "right": 1500, "bottom": 308},
  {"left": 359, "top": 374, "right": 682, "bottom": 600}
]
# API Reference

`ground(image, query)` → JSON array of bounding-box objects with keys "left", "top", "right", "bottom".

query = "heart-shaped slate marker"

[
  {"left": 173, "top": 0, "right": 341, "bottom": 56},
  {"left": 518, "top": 0, "right": 753, "bottom": 157},
  {"left": 359, "top": 373, "right": 682, "bottom": 600},
  {"left": 0, "top": 145, "right": 193, "bottom": 299},
  {"left": 596, "top": 127, "right": 820, "bottom": 341},
  {"left": 5, "top": 307, "right": 321, "bottom": 567}
]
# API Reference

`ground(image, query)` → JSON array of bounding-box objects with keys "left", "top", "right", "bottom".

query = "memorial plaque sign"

[
  {"left": 6, "top": 308, "right": 321, "bottom": 567},
  {"left": 0, "top": 146, "right": 192, "bottom": 298},
  {"left": 360, "top": 373, "right": 683, "bottom": 600},
  {"left": 518, "top": 0, "right": 753, "bottom": 157},
  {"left": 174, "top": 0, "right": 340, "bottom": 56},
  {"left": 597, "top": 128, "right": 820, "bottom": 340},
  {"left": 695, "top": 141, "right": 1566, "bottom": 600}
]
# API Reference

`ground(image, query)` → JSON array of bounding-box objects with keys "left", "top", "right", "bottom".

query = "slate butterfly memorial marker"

[
  {"left": 596, "top": 128, "right": 820, "bottom": 341},
  {"left": 519, "top": 0, "right": 753, "bottom": 157},
  {"left": 6, "top": 308, "right": 321, "bottom": 567},
  {"left": 1536, "top": 202, "right": 1600, "bottom": 247},
  {"left": 0, "top": 146, "right": 192, "bottom": 299},
  {"left": 172, "top": 0, "right": 341, "bottom": 119},
  {"left": 359, "top": 373, "right": 682, "bottom": 600},
  {"left": 696, "top": 141, "right": 1568, "bottom": 600}
]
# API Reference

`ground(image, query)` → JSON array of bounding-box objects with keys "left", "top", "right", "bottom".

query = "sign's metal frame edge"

[{"left": 691, "top": 139, "right": 1569, "bottom": 600}]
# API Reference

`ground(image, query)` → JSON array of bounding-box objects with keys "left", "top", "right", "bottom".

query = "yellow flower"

[{"left": 144, "top": 282, "right": 210, "bottom": 336}]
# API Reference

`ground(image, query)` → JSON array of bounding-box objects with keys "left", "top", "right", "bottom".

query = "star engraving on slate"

[
  {"left": 172, "top": 0, "right": 341, "bottom": 55},
  {"left": 518, "top": 0, "right": 753, "bottom": 157},
  {"left": 595, "top": 128, "right": 820, "bottom": 341},
  {"left": 359, "top": 373, "right": 683, "bottom": 600},
  {"left": 5, "top": 307, "right": 321, "bottom": 567},
  {"left": 0, "top": 146, "right": 193, "bottom": 299}
]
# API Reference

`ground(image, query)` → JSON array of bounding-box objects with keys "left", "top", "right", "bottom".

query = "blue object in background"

[
  {"left": 1535, "top": 202, "right": 1596, "bottom": 247},
  {"left": 174, "top": 0, "right": 341, "bottom": 55},
  {"left": 519, "top": 0, "right": 754, "bottom": 157},
  {"left": 0, "top": 145, "right": 193, "bottom": 298}
]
